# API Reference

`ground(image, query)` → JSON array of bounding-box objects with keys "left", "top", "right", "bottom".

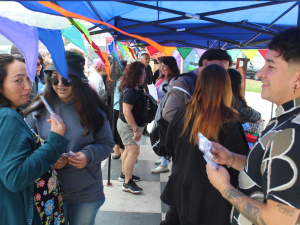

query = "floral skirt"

[{"left": 34, "top": 167, "right": 65, "bottom": 225}]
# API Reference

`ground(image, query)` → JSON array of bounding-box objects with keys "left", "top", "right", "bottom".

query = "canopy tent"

[{"left": 19, "top": 1, "right": 300, "bottom": 50}]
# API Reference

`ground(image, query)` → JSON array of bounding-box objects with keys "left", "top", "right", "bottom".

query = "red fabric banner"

[
  {"left": 146, "top": 46, "right": 158, "bottom": 56},
  {"left": 258, "top": 50, "right": 268, "bottom": 59}
]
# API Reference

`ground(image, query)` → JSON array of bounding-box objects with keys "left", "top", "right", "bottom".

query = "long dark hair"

[
  {"left": 156, "top": 56, "right": 180, "bottom": 83},
  {"left": 106, "top": 59, "right": 127, "bottom": 95},
  {"left": 183, "top": 65, "right": 238, "bottom": 143},
  {"left": 118, "top": 61, "right": 145, "bottom": 92},
  {"left": 0, "top": 54, "right": 26, "bottom": 108},
  {"left": 227, "top": 69, "right": 249, "bottom": 108},
  {"left": 23, "top": 72, "right": 108, "bottom": 136}
]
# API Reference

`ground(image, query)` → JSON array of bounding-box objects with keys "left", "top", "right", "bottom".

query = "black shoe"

[
  {"left": 142, "top": 129, "right": 150, "bottom": 137},
  {"left": 112, "top": 154, "right": 121, "bottom": 159},
  {"left": 122, "top": 179, "right": 143, "bottom": 194},
  {"left": 118, "top": 173, "right": 140, "bottom": 182}
]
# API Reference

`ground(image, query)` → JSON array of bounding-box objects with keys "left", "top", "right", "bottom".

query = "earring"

[{"left": 294, "top": 84, "right": 297, "bottom": 94}]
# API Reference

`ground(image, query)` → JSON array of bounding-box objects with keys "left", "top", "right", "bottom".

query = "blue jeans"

[
  {"left": 64, "top": 198, "right": 105, "bottom": 225},
  {"left": 161, "top": 156, "right": 170, "bottom": 167}
]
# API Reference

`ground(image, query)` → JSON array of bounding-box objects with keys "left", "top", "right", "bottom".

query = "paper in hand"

[
  {"left": 198, "top": 132, "right": 218, "bottom": 169},
  {"left": 147, "top": 84, "right": 158, "bottom": 100}
]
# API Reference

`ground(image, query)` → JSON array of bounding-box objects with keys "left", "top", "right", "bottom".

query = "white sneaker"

[
  {"left": 155, "top": 159, "right": 161, "bottom": 164},
  {"left": 151, "top": 166, "right": 169, "bottom": 173}
]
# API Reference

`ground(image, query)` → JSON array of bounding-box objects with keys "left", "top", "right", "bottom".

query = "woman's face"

[
  {"left": 139, "top": 68, "right": 146, "bottom": 85},
  {"left": 1, "top": 60, "right": 32, "bottom": 110},
  {"left": 161, "top": 63, "right": 171, "bottom": 76},
  {"left": 51, "top": 71, "right": 73, "bottom": 103}
]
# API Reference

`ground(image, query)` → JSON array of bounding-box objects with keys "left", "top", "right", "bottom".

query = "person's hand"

[
  {"left": 206, "top": 164, "right": 231, "bottom": 193},
  {"left": 210, "top": 142, "right": 233, "bottom": 166},
  {"left": 133, "top": 130, "right": 142, "bottom": 142},
  {"left": 47, "top": 114, "right": 66, "bottom": 136},
  {"left": 156, "top": 99, "right": 160, "bottom": 105},
  {"left": 68, "top": 151, "right": 87, "bottom": 169},
  {"left": 53, "top": 157, "right": 69, "bottom": 169}
]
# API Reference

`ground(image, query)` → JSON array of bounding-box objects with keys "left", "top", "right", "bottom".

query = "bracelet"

[
  {"left": 132, "top": 127, "right": 138, "bottom": 132},
  {"left": 227, "top": 152, "right": 235, "bottom": 168},
  {"left": 133, "top": 129, "right": 139, "bottom": 133}
]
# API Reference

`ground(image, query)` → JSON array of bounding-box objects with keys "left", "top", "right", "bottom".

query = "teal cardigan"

[{"left": 0, "top": 105, "right": 69, "bottom": 225}]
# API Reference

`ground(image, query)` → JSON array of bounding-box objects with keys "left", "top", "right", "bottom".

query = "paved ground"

[{"left": 95, "top": 90, "right": 275, "bottom": 224}]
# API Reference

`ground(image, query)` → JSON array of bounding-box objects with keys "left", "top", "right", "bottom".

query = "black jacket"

[
  {"left": 161, "top": 107, "right": 249, "bottom": 225},
  {"left": 141, "top": 65, "right": 153, "bottom": 93},
  {"left": 236, "top": 96, "right": 261, "bottom": 123}
]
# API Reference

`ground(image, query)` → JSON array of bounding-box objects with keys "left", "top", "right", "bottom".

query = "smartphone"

[
  {"left": 203, "top": 155, "right": 218, "bottom": 170},
  {"left": 40, "top": 96, "right": 59, "bottom": 123}
]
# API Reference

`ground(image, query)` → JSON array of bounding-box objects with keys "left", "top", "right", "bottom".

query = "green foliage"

[{"left": 245, "top": 79, "right": 262, "bottom": 93}]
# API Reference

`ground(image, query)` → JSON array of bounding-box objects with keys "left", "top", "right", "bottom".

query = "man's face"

[
  {"left": 203, "top": 59, "right": 230, "bottom": 71},
  {"left": 141, "top": 54, "right": 150, "bottom": 67},
  {"left": 256, "top": 50, "right": 299, "bottom": 106}
]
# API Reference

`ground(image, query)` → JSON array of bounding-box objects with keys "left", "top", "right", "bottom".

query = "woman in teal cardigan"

[{"left": 0, "top": 54, "right": 68, "bottom": 225}]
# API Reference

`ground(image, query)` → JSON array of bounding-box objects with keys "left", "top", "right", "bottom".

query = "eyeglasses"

[
  {"left": 37, "top": 62, "right": 44, "bottom": 67},
  {"left": 48, "top": 77, "right": 72, "bottom": 87}
]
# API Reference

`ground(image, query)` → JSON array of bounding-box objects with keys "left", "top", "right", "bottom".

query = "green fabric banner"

[
  {"left": 227, "top": 50, "right": 242, "bottom": 61},
  {"left": 117, "top": 41, "right": 125, "bottom": 57},
  {"left": 177, "top": 47, "right": 193, "bottom": 59}
]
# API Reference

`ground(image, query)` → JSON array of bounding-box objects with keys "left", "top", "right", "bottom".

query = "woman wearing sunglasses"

[{"left": 23, "top": 51, "right": 114, "bottom": 225}]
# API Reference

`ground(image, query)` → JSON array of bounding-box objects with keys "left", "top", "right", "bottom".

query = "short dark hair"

[
  {"left": 268, "top": 27, "right": 300, "bottom": 65},
  {"left": 10, "top": 45, "right": 23, "bottom": 56},
  {"left": 38, "top": 53, "right": 43, "bottom": 63},
  {"left": 198, "top": 49, "right": 232, "bottom": 67}
]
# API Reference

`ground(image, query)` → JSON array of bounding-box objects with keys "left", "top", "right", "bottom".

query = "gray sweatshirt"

[{"left": 25, "top": 98, "right": 114, "bottom": 204}]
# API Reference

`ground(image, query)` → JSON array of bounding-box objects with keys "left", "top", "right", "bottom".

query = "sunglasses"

[
  {"left": 49, "top": 77, "right": 72, "bottom": 87},
  {"left": 37, "top": 62, "right": 44, "bottom": 67}
]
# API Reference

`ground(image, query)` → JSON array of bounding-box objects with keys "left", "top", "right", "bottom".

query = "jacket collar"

[{"left": 276, "top": 97, "right": 300, "bottom": 118}]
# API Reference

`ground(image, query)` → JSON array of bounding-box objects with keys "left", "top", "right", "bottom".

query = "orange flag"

[
  {"left": 128, "top": 48, "right": 137, "bottom": 60},
  {"left": 38, "top": 1, "right": 166, "bottom": 55},
  {"left": 164, "top": 47, "right": 176, "bottom": 56}
]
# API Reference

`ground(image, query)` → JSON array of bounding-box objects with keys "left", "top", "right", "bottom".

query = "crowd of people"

[{"left": 1, "top": 26, "right": 300, "bottom": 225}]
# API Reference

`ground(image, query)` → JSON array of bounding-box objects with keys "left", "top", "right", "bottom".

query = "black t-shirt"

[{"left": 119, "top": 86, "right": 146, "bottom": 127}]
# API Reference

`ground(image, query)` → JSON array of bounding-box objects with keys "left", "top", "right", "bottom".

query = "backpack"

[
  {"left": 124, "top": 88, "right": 158, "bottom": 124},
  {"left": 140, "top": 93, "right": 158, "bottom": 123},
  {"left": 150, "top": 72, "right": 197, "bottom": 156}
]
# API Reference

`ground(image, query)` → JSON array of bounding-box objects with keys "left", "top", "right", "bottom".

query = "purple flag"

[
  {"left": 0, "top": 15, "right": 38, "bottom": 81},
  {"left": 108, "top": 39, "right": 122, "bottom": 67},
  {"left": 195, "top": 48, "right": 206, "bottom": 58}
]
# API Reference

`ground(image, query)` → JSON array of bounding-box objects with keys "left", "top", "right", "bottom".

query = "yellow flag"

[
  {"left": 242, "top": 50, "right": 258, "bottom": 61},
  {"left": 164, "top": 47, "right": 176, "bottom": 56}
]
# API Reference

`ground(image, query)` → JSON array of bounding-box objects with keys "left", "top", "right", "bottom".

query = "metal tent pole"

[{"left": 107, "top": 58, "right": 116, "bottom": 186}]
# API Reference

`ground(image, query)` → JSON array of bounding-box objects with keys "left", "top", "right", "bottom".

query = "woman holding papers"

[
  {"left": 151, "top": 56, "right": 180, "bottom": 174},
  {"left": 160, "top": 65, "right": 248, "bottom": 225},
  {"left": 24, "top": 51, "right": 114, "bottom": 225}
]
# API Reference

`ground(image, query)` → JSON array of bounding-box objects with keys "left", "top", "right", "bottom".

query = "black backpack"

[
  {"left": 140, "top": 93, "right": 158, "bottom": 123},
  {"left": 124, "top": 88, "right": 158, "bottom": 124},
  {"left": 150, "top": 72, "right": 197, "bottom": 156}
]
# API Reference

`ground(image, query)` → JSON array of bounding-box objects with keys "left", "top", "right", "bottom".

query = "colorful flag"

[
  {"left": 0, "top": 15, "right": 38, "bottom": 81},
  {"left": 38, "top": 28, "right": 68, "bottom": 79},
  {"left": 108, "top": 39, "right": 124, "bottom": 77}
]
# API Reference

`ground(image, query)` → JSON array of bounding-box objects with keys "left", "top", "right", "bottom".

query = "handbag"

[{"left": 29, "top": 126, "right": 65, "bottom": 225}]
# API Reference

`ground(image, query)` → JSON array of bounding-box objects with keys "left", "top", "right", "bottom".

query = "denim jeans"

[
  {"left": 161, "top": 156, "right": 170, "bottom": 167},
  {"left": 64, "top": 198, "right": 105, "bottom": 225}
]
